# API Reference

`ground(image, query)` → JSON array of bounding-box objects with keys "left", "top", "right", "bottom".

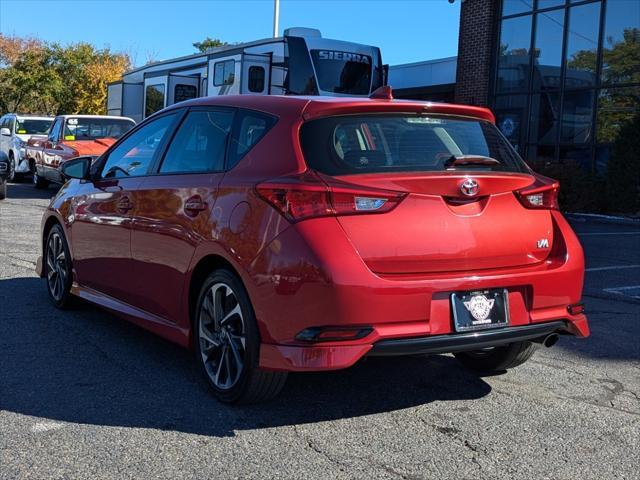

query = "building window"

[
  {"left": 564, "top": 2, "right": 601, "bottom": 89},
  {"left": 502, "top": 0, "right": 533, "bottom": 17},
  {"left": 248, "top": 66, "right": 265, "bottom": 93},
  {"left": 214, "top": 60, "right": 235, "bottom": 86},
  {"left": 491, "top": 0, "right": 639, "bottom": 173},
  {"left": 496, "top": 14, "right": 533, "bottom": 93}
]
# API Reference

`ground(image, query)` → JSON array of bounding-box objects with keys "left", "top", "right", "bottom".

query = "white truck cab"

[{"left": 0, "top": 114, "right": 54, "bottom": 181}]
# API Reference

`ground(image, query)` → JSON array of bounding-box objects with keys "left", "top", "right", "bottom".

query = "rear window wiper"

[{"left": 444, "top": 155, "right": 501, "bottom": 169}]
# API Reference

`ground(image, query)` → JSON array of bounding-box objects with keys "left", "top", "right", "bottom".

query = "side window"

[
  {"left": 102, "top": 113, "right": 176, "bottom": 178},
  {"left": 228, "top": 110, "right": 277, "bottom": 169},
  {"left": 7, "top": 117, "right": 16, "bottom": 132},
  {"left": 248, "top": 66, "right": 265, "bottom": 93},
  {"left": 159, "top": 110, "right": 234, "bottom": 174},
  {"left": 145, "top": 84, "right": 165, "bottom": 118},
  {"left": 0, "top": 116, "right": 8, "bottom": 129},
  {"left": 174, "top": 84, "right": 198, "bottom": 103},
  {"left": 48, "top": 119, "right": 62, "bottom": 142},
  {"left": 214, "top": 60, "right": 235, "bottom": 86}
]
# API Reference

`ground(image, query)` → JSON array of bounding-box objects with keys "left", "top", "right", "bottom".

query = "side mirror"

[
  {"left": 0, "top": 127, "right": 11, "bottom": 136},
  {"left": 61, "top": 156, "right": 94, "bottom": 180}
]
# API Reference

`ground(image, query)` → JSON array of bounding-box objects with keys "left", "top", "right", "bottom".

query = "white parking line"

[
  {"left": 586, "top": 264, "right": 640, "bottom": 272},
  {"left": 577, "top": 232, "right": 640, "bottom": 236},
  {"left": 603, "top": 285, "right": 640, "bottom": 300}
]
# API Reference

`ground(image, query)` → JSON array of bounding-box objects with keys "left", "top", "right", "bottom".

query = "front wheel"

[
  {"left": 194, "top": 269, "right": 287, "bottom": 404},
  {"left": 454, "top": 341, "right": 538, "bottom": 373},
  {"left": 33, "top": 168, "right": 49, "bottom": 189},
  {"left": 45, "top": 224, "right": 74, "bottom": 309},
  {"left": 7, "top": 153, "right": 15, "bottom": 182}
]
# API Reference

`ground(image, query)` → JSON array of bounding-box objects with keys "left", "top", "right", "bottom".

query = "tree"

[
  {"left": 193, "top": 37, "right": 227, "bottom": 53},
  {"left": 0, "top": 35, "right": 130, "bottom": 116}
]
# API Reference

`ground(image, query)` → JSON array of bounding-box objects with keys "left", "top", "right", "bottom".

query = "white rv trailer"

[{"left": 107, "top": 28, "right": 386, "bottom": 123}]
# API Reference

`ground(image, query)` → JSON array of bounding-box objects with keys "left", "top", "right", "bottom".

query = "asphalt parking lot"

[{"left": 1, "top": 182, "right": 639, "bottom": 480}]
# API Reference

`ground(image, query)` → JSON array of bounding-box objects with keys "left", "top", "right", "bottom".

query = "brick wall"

[{"left": 454, "top": 0, "right": 499, "bottom": 106}]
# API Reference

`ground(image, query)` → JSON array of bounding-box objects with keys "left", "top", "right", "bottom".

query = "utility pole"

[{"left": 273, "top": 0, "right": 280, "bottom": 37}]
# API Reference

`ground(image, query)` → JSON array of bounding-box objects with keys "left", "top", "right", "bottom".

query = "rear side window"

[
  {"left": 227, "top": 110, "right": 277, "bottom": 169},
  {"left": 300, "top": 115, "right": 527, "bottom": 175},
  {"left": 159, "top": 110, "right": 234, "bottom": 174}
]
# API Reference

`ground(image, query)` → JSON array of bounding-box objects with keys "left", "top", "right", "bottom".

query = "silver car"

[{"left": 0, "top": 114, "right": 53, "bottom": 181}]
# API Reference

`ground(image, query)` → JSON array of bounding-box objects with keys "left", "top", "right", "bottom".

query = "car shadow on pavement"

[
  {"left": 6, "top": 182, "right": 58, "bottom": 200},
  {"left": 0, "top": 277, "right": 493, "bottom": 437}
]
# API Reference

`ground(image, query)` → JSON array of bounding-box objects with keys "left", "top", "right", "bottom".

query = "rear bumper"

[
  {"left": 369, "top": 320, "right": 568, "bottom": 356},
  {"left": 259, "top": 314, "right": 588, "bottom": 371}
]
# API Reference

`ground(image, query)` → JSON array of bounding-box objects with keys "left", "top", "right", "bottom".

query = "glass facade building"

[{"left": 492, "top": 0, "right": 639, "bottom": 173}]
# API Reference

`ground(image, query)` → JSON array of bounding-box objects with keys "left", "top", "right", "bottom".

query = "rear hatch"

[{"left": 299, "top": 113, "right": 557, "bottom": 274}]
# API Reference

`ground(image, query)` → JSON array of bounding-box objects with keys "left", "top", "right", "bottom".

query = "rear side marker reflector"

[
  {"left": 296, "top": 326, "right": 374, "bottom": 342},
  {"left": 567, "top": 303, "right": 585, "bottom": 315}
]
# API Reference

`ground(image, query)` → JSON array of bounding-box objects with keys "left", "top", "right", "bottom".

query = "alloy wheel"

[
  {"left": 46, "top": 231, "right": 68, "bottom": 301},
  {"left": 198, "top": 282, "right": 247, "bottom": 390}
]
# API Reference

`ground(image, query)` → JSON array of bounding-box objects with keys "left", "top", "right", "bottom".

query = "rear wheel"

[
  {"left": 194, "top": 269, "right": 287, "bottom": 404},
  {"left": 45, "top": 224, "right": 74, "bottom": 309},
  {"left": 454, "top": 341, "right": 537, "bottom": 373}
]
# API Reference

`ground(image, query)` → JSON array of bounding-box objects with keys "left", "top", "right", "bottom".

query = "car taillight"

[
  {"left": 256, "top": 171, "right": 406, "bottom": 222},
  {"left": 516, "top": 177, "right": 560, "bottom": 210}
]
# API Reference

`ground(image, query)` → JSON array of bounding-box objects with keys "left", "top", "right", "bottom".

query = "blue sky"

[{"left": 0, "top": 0, "right": 461, "bottom": 67}]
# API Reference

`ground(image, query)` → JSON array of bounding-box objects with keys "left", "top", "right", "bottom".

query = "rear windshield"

[
  {"left": 310, "top": 50, "right": 372, "bottom": 95},
  {"left": 300, "top": 114, "right": 528, "bottom": 175},
  {"left": 16, "top": 118, "right": 52, "bottom": 135},
  {"left": 64, "top": 117, "right": 135, "bottom": 141}
]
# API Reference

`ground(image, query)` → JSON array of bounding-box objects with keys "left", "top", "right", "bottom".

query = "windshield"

[
  {"left": 16, "top": 118, "right": 52, "bottom": 135},
  {"left": 300, "top": 114, "right": 528, "bottom": 175},
  {"left": 63, "top": 117, "right": 135, "bottom": 141},
  {"left": 310, "top": 50, "right": 372, "bottom": 94}
]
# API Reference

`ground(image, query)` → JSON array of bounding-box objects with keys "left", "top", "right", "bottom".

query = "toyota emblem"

[{"left": 460, "top": 178, "right": 479, "bottom": 197}]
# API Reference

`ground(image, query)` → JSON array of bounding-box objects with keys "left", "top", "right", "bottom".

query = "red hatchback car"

[{"left": 37, "top": 93, "right": 589, "bottom": 403}]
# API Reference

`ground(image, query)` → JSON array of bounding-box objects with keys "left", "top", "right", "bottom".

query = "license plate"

[{"left": 451, "top": 288, "right": 509, "bottom": 332}]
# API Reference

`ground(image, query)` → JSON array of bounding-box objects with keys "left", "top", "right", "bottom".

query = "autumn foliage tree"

[{"left": 0, "top": 34, "right": 130, "bottom": 116}]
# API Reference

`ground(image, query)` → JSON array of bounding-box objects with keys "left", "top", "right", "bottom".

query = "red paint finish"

[{"left": 37, "top": 95, "right": 589, "bottom": 373}]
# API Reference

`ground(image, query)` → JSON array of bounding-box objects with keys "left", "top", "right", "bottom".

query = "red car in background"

[
  {"left": 36, "top": 93, "right": 589, "bottom": 403},
  {"left": 26, "top": 114, "right": 135, "bottom": 188}
]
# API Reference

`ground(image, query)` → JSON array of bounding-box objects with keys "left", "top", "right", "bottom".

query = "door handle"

[
  {"left": 117, "top": 196, "right": 134, "bottom": 213},
  {"left": 184, "top": 195, "right": 207, "bottom": 216}
]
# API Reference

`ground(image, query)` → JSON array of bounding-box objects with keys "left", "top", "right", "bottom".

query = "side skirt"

[{"left": 71, "top": 283, "right": 191, "bottom": 348}]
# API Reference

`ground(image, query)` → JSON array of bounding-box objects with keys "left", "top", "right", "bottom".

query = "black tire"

[
  {"left": 194, "top": 268, "right": 287, "bottom": 404},
  {"left": 34, "top": 168, "right": 49, "bottom": 189},
  {"left": 7, "top": 153, "right": 15, "bottom": 183},
  {"left": 44, "top": 224, "right": 74, "bottom": 309},
  {"left": 0, "top": 180, "right": 6, "bottom": 200},
  {"left": 454, "top": 341, "right": 537, "bottom": 373}
]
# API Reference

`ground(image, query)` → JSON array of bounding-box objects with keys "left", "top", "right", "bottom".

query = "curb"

[{"left": 565, "top": 212, "right": 640, "bottom": 226}]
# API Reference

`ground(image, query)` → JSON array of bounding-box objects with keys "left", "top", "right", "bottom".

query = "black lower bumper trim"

[{"left": 368, "top": 320, "right": 569, "bottom": 357}]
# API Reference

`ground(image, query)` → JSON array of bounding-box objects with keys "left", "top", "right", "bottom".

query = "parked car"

[
  {"left": 26, "top": 114, "right": 135, "bottom": 188},
  {"left": 0, "top": 113, "right": 53, "bottom": 182},
  {"left": 0, "top": 151, "right": 9, "bottom": 199},
  {"left": 36, "top": 92, "right": 589, "bottom": 404}
]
